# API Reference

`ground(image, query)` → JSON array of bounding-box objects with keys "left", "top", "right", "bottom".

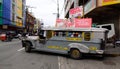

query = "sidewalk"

[{"left": 105, "top": 44, "right": 120, "bottom": 56}]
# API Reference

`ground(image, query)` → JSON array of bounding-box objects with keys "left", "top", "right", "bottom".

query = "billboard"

[
  {"left": 64, "top": 18, "right": 74, "bottom": 28},
  {"left": 74, "top": 18, "right": 92, "bottom": 28},
  {"left": 56, "top": 19, "right": 66, "bottom": 27},
  {"left": 69, "top": 6, "right": 83, "bottom": 18},
  {"left": 102, "top": 0, "right": 120, "bottom": 6},
  {"left": 56, "top": 18, "right": 92, "bottom": 28}
]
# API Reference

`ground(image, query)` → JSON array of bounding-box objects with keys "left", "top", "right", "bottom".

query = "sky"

[{"left": 26, "top": 0, "right": 64, "bottom": 27}]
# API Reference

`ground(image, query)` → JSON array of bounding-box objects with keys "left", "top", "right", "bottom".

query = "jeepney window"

[
  {"left": 68, "top": 31, "right": 73, "bottom": 37},
  {"left": 84, "top": 32, "right": 91, "bottom": 41},
  {"left": 54, "top": 31, "right": 58, "bottom": 36},
  {"left": 54, "top": 31, "right": 66, "bottom": 37},
  {"left": 68, "top": 31, "right": 82, "bottom": 37}
]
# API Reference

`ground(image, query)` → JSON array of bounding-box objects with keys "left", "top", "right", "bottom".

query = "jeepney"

[{"left": 22, "top": 27, "right": 108, "bottom": 59}]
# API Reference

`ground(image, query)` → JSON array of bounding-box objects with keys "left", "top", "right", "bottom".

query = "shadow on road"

[
  {"left": 29, "top": 49, "right": 68, "bottom": 58},
  {"left": 25, "top": 49, "right": 118, "bottom": 61}
]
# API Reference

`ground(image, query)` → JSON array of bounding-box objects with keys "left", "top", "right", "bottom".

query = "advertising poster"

[
  {"left": 56, "top": 19, "right": 65, "bottom": 27},
  {"left": 64, "top": 18, "right": 74, "bottom": 28},
  {"left": 74, "top": 18, "right": 92, "bottom": 28},
  {"left": 69, "top": 6, "right": 83, "bottom": 18}
]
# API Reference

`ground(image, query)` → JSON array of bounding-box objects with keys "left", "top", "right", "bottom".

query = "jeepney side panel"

[
  {"left": 44, "top": 37, "right": 102, "bottom": 54},
  {"left": 29, "top": 30, "right": 106, "bottom": 54},
  {"left": 67, "top": 40, "right": 102, "bottom": 54}
]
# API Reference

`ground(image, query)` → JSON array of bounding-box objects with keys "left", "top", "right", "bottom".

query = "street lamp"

[{"left": 52, "top": 0, "right": 60, "bottom": 19}]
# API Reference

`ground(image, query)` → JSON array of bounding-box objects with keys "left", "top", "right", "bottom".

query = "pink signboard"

[
  {"left": 64, "top": 19, "right": 74, "bottom": 27},
  {"left": 56, "top": 19, "right": 65, "bottom": 27},
  {"left": 74, "top": 18, "right": 92, "bottom": 28},
  {"left": 69, "top": 6, "right": 83, "bottom": 18}
]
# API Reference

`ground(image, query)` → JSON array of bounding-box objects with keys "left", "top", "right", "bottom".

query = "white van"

[{"left": 97, "top": 24, "right": 115, "bottom": 44}]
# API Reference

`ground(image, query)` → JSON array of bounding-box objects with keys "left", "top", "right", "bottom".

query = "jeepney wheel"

[
  {"left": 70, "top": 49, "right": 82, "bottom": 59},
  {"left": 25, "top": 42, "right": 31, "bottom": 53}
]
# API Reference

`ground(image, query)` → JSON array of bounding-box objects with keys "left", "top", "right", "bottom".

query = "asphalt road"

[
  {"left": 0, "top": 39, "right": 120, "bottom": 69},
  {"left": 0, "top": 39, "right": 59, "bottom": 69}
]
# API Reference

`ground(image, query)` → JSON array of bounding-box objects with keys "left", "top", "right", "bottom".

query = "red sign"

[
  {"left": 74, "top": 18, "right": 92, "bottom": 28},
  {"left": 64, "top": 19, "right": 74, "bottom": 27},
  {"left": 69, "top": 6, "right": 83, "bottom": 18},
  {"left": 56, "top": 19, "right": 65, "bottom": 27}
]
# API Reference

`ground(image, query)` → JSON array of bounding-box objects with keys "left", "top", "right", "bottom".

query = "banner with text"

[
  {"left": 64, "top": 18, "right": 74, "bottom": 28},
  {"left": 56, "top": 19, "right": 66, "bottom": 27},
  {"left": 69, "top": 6, "right": 83, "bottom": 18},
  {"left": 74, "top": 18, "right": 92, "bottom": 28}
]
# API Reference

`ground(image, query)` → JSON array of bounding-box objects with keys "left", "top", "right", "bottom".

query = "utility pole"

[
  {"left": 57, "top": 0, "right": 59, "bottom": 18},
  {"left": 83, "top": 0, "right": 84, "bottom": 18}
]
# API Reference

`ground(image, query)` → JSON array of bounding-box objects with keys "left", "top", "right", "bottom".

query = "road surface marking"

[
  {"left": 17, "top": 48, "right": 24, "bottom": 51},
  {"left": 58, "top": 56, "right": 61, "bottom": 69}
]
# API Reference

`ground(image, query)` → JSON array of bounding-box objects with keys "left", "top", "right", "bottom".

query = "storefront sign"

[
  {"left": 56, "top": 19, "right": 65, "bottom": 27},
  {"left": 64, "top": 18, "right": 74, "bottom": 27},
  {"left": 102, "top": 0, "right": 120, "bottom": 6},
  {"left": 69, "top": 6, "right": 83, "bottom": 18},
  {"left": 74, "top": 18, "right": 92, "bottom": 28}
]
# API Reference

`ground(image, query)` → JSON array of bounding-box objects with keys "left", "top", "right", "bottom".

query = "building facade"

[
  {"left": 25, "top": 9, "right": 36, "bottom": 35},
  {"left": 0, "top": 0, "right": 3, "bottom": 25},
  {"left": 64, "top": 0, "right": 120, "bottom": 39},
  {"left": 34, "top": 19, "right": 41, "bottom": 33},
  {"left": 0, "top": 0, "right": 26, "bottom": 33}
]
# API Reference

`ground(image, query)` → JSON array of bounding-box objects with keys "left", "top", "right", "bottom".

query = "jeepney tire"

[
  {"left": 70, "top": 49, "right": 82, "bottom": 60},
  {"left": 25, "top": 42, "right": 31, "bottom": 53}
]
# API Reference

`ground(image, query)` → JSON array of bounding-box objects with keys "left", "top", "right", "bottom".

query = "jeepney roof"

[{"left": 41, "top": 27, "right": 108, "bottom": 32}]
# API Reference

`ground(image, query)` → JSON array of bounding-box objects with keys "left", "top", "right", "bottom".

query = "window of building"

[
  {"left": 12, "top": 0, "right": 15, "bottom": 2},
  {"left": 12, "top": 13, "right": 15, "bottom": 22}
]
